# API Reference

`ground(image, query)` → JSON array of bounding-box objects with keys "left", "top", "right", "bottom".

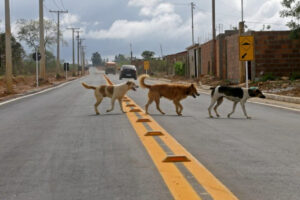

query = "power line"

[
  {"left": 246, "top": 21, "right": 287, "bottom": 26},
  {"left": 59, "top": 0, "right": 66, "bottom": 10},
  {"left": 52, "top": 0, "right": 61, "bottom": 10},
  {"left": 49, "top": 9, "right": 68, "bottom": 75}
]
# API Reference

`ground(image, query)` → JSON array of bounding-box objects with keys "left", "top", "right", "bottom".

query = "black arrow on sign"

[
  {"left": 242, "top": 53, "right": 247, "bottom": 58},
  {"left": 242, "top": 42, "right": 250, "bottom": 46}
]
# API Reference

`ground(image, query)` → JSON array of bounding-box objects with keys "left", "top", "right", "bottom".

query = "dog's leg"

[
  {"left": 240, "top": 101, "right": 251, "bottom": 119},
  {"left": 145, "top": 98, "right": 154, "bottom": 114},
  {"left": 214, "top": 97, "right": 223, "bottom": 117},
  {"left": 177, "top": 101, "right": 183, "bottom": 115},
  {"left": 173, "top": 100, "right": 181, "bottom": 116},
  {"left": 94, "top": 99, "right": 103, "bottom": 115},
  {"left": 227, "top": 101, "right": 238, "bottom": 118},
  {"left": 208, "top": 98, "right": 217, "bottom": 118},
  {"left": 106, "top": 98, "right": 116, "bottom": 113},
  {"left": 154, "top": 98, "right": 165, "bottom": 115},
  {"left": 118, "top": 98, "right": 126, "bottom": 113}
]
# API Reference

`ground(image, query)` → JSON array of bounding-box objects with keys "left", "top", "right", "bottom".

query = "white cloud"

[
  {"left": 128, "top": 0, "right": 160, "bottom": 8},
  {"left": 246, "top": 0, "right": 289, "bottom": 30},
  {"left": 86, "top": 1, "right": 187, "bottom": 41},
  {"left": 61, "top": 13, "right": 80, "bottom": 26}
]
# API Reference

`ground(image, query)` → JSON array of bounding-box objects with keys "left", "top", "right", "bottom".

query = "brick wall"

[
  {"left": 254, "top": 31, "right": 300, "bottom": 77},
  {"left": 200, "top": 41, "right": 212, "bottom": 75}
]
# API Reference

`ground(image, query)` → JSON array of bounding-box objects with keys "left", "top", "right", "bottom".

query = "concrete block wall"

[
  {"left": 225, "top": 34, "right": 240, "bottom": 81},
  {"left": 254, "top": 31, "right": 300, "bottom": 77}
]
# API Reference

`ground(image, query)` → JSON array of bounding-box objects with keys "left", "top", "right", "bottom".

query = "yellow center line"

[
  {"left": 125, "top": 109, "right": 202, "bottom": 200},
  {"left": 104, "top": 75, "right": 239, "bottom": 200}
]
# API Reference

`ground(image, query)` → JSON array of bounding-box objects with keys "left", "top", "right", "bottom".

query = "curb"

[
  {"left": 0, "top": 77, "right": 84, "bottom": 106},
  {"left": 199, "top": 84, "right": 300, "bottom": 104},
  {"left": 264, "top": 93, "right": 300, "bottom": 104}
]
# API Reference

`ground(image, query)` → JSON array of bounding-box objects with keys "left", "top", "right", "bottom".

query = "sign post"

[
  {"left": 64, "top": 63, "right": 69, "bottom": 80},
  {"left": 32, "top": 50, "right": 41, "bottom": 87},
  {"left": 144, "top": 61, "right": 150, "bottom": 75},
  {"left": 239, "top": 36, "right": 254, "bottom": 88}
]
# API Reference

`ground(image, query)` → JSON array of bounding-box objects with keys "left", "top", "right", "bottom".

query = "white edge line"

[
  {"left": 0, "top": 78, "right": 83, "bottom": 107},
  {"left": 197, "top": 89, "right": 300, "bottom": 112}
]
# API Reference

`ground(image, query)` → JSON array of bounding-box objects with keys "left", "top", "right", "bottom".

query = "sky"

[{"left": 0, "top": 0, "right": 291, "bottom": 62}]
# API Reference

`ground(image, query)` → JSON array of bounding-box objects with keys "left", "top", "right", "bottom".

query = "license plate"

[{"left": 126, "top": 74, "right": 131, "bottom": 76}]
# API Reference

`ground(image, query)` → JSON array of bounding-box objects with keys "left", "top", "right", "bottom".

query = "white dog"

[
  {"left": 208, "top": 86, "right": 266, "bottom": 119},
  {"left": 82, "top": 81, "right": 138, "bottom": 114}
]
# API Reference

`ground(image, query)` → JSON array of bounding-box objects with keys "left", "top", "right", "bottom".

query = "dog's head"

[
  {"left": 248, "top": 88, "right": 265, "bottom": 98},
  {"left": 187, "top": 84, "right": 200, "bottom": 98},
  {"left": 126, "top": 81, "right": 139, "bottom": 91}
]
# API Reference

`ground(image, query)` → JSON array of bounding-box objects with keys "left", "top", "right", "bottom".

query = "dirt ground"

[
  {"left": 163, "top": 74, "right": 300, "bottom": 97},
  {"left": 0, "top": 74, "right": 77, "bottom": 102}
]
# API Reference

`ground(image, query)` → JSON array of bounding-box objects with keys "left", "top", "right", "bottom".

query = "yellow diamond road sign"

[
  {"left": 239, "top": 36, "right": 254, "bottom": 61},
  {"left": 144, "top": 61, "right": 150, "bottom": 70}
]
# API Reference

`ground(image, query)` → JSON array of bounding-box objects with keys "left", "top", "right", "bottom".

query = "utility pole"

[
  {"left": 130, "top": 43, "right": 133, "bottom": 62},
  {"left": 191, "top": 2, "right": 195, "bottom": 45},
  {"left": 211, "top": 0, "right": 216, "bottom": 75},
  {"left": 160, "top": 44, "right": 163, "bottom": 58},
  {"left": 81, "top": 46, "right": 86, "bottom": 75},
  {"left": 241, "top": 0, "right": 244, "bottom": 22},
  {"left": 239, "top": 0, "right": 245, "bottom": 83},
  {"left": 39, "top": 0, "right": 46, "bottom": 80},
  {"left": 76, "top": 30, "right": 82, "bottom": 74},
  {"left": 5, "top": 0, "right": 13, "bottom": 93},
  {"left": 67, "top": 27, "right": 80, "bottom": 76},
  {"left": 49, "top": 10, "right": 68, "bottom": 76},
  {"left": 79, "top": 39, "right": 85, "bottom": 76}
]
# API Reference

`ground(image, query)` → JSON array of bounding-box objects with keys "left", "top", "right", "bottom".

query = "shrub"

[
  {"left": 174, "top": 61, "right": 185, "bottom": 76},
  {"left": 290, "top": 72, "right": 300, "bottom": 81}
]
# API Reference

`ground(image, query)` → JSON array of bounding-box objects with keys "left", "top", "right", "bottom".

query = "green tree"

[
  {"left": 280, "top": 0, "right": 300, "bottom": 38},
  {"left": 0, "top": 33, "right": 25, "bottom": 75},
  {"left": 91, "top": 52, "right": 102, "bottom": 66},
  {"left": 141, "top": 50, "right": 155, "bottom": 60},
  {"left": 16, "top": 19, "right": 66, "bottom": 50},
  {"left": 114, "top": 54, "right": 128, "bottom": 63}
]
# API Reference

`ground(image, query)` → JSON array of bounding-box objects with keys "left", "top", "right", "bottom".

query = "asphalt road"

[{"left": 0, "top": 68, "right": 299, "bottom": 200}]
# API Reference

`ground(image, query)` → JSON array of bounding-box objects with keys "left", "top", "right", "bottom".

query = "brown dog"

[{"left": 139, "top": 74, "right": 200, "bottom": 115}]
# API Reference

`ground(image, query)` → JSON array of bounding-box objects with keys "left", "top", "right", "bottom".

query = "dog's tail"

[
  {"left": 138, "top": 74, "right": 151, "bottom": 89},
  {"left": 81, "top": 82, "right": 96, "bottom": 90}
]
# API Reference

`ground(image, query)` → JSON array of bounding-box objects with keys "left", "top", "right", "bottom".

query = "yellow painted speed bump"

[
  {"left": 126, "top": 104, "right": 136, "bottom": 107},
  {"left": 145, "top": 131, "right": 164, "bottom": 136},
  {"left": 136, "top": 118, "right": 151, "bottom": 123},
  {"left": 163, "top": 155, "right": 191, "bottom": 162},
  {"left": 130, "top": 109, "right": 142, "bottom": 112}
]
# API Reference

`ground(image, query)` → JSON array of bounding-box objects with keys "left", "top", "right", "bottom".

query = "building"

[
  {"left": 186, "top": 30, "right": 300, "bottom": 82},
  {"left": 186, "top": 44, "right": 200, "bottom": 78},
  {"left": 163, "top": 51, "right": 188, "bottom": 76}
]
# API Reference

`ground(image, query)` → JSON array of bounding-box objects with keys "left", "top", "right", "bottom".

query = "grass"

[{"left": 259, "top": 73, "right": 278, "bottom": 82}]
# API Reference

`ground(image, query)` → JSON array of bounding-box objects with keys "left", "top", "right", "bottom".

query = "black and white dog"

[{"left": 208, "top": 86, "right": 266, "bottom": 119}]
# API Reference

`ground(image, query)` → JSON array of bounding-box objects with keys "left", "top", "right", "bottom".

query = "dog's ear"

[{"left": 126, "top": 81, "right": 130, "bottom": 85}]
